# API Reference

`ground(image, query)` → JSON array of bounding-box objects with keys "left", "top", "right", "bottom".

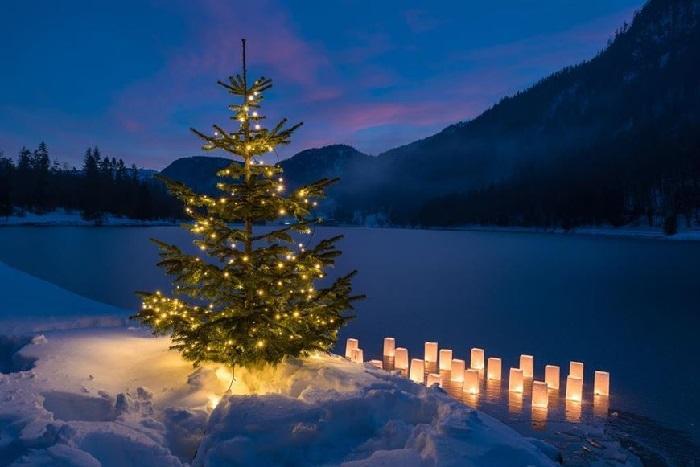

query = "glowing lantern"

[
  {"left": 464, "top": 369, "right": 480, "bottom": 394},
  {"left": 425, "top": 342, "right": 438, "bottom": 363},
  {"left": 410, "top": 358, "right": 425, "bottom": 384},
  {"left": 345, "top": 338, "right": 358, "bottom": 359},
  {"left": 594, "top": 371, "right": 610, "bottom": 396},
  {"left": 395, "top": 347, "right": 409, "bottom": 370},
  {"left": 470, "top": 348, "right": 485, "bottom": 370},
  {"left": 520, "top": 354, "right": 534, "bottom": 378},
  {"left": 570, "top": 361, "right": 584, "bottom": 380},
  {"left": 426, "top": 373, "right": 442, "bottom": 387},
  {"left": 545, "top": 365, "right": 560, "bottom": 390},
  {"left": 532, "top": 381, "right": 548, "bottom": 408},
  {"left": 439, "top": 349, "right": 453, "bottom": 371},
  {"left": 369, "top": 359, "right": 383, "bottom": 369},
  {"left": 487, "top": 357, "right": 502, "bottom": 381},
  {"left": 451, "top": 359, "right": 465, "bottom": 382},
  {"left": 509, "top": 368, "right": 524, "bottom": 393},
  {"left": 351, "top": 348, "right": 364, "bottom": 364},
  {"left": 566, "top": 376, "right": 583, "bottom": 402},
  {"left": 383, "top": 337, "right": 396, "bottom": 358}
]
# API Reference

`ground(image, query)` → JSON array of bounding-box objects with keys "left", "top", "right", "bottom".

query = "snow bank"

[
  {"left": 0, "top": 209, "right": 175, "bottom": 227},
  {"left": 453, "top": 224, "right": 700, "bottom": 241},
  {"left": 0, "top": 261, "right": 127, "bottom": 335},
  {"left": 0, "top": 328, "right": 557, "bottom": 466}
]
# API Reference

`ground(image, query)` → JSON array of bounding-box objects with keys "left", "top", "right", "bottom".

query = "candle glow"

[
  {"left": 383, "top": 337, "right": 396, "bottom": 358},
  {"left": 545, "top": 365, "right": 560, "bottom": 390},
  {"left": 463, "top": 369, "right": 480, "bottom": 394},
  {"left": 439, "top": 349, "right": 453, "bottom": 371},
  {"left": 410, "top": 358, "right": 425, "bottom": 384},
  {"left": 426, "top": 373, "right": 442, "bottom": 388},
  {"left": 594, "top": 371, "right": 610, "bottom": 396},
  {"left": 566, "top": 375, "right": 583, "bottom": 402},
  {"left": 509, "top": 368, "right": 524, "bottom": 393},
  {"left": 451, "top": 359, "right": 465, "bottom": 382},
  {"left": 570, "top": 361, "right": 584, "bottom": 380},
  {"left": 532, "top": 381, "right": 548, "bottom": 408},
  {"left": 520, "top": 354, "right": 534, "bottom": 378},
  {"left": 351, "top": 348, "right": 364, "bottom": 364},
  {"left": 424, "top": 342, "right": 438, "bottom": 363},
  {"left": 345, "top": 338, "right": 358, "bottom": 359},
  {"left": 487, "top": 357, "right": 502, "bottom": 380},
  {"left": 470, "top": 348, "right": 485, "bottom": 370},
  {"left": 395, "top": 347, "right": 409, "bottom": 370}
]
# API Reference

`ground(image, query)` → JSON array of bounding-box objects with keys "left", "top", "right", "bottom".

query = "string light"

[{"left": 132, "top": 41, "right": 359, "bottom": 370}]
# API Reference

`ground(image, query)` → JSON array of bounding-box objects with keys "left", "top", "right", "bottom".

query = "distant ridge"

[{"left": 163, "top": 0, "right": 700, "bottom": 230}]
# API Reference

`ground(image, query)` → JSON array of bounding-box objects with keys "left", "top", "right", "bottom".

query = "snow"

[
  {"left": 452, "top": 224, "right": 700, "bottom": 241},
  {"left": 0, "top": 262, "right": 560, "bottom": 466},
  {"left": 0, "top": 261, "right": 127, "bottom": 335},
  {"left": 0, "top": 209, "right": 175, "bottom": 227},
  {"left": 1, "top": 328, "right": 557, "bottom": 466}
]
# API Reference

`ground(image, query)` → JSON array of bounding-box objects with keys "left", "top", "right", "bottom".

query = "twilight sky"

[{"left": 1, "top": 0, "right": 644, "bottom": 169}]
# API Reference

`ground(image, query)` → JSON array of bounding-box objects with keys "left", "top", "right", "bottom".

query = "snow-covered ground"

[
  {"left": 4, "top": 209, "right": 700, "bottom": 241},
  {"left": 452, "top": 224, "right": 700, "bottom": 241},
  {"left": 0, "top": 210, "right": 175, "bottom": 227},
  {"left": 0, "top": 261, "right": 561, "bottom": 466}
]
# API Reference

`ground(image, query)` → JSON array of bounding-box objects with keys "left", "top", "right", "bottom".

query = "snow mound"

[
  {"left": 0, "top": 261, "right": 127, "bottom": 335},
  {"left": 0, "top": 328, "right": 556, "bottom": 466}
]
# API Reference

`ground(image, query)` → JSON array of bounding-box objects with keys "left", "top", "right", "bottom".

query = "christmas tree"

[{"left": 133, "top": 39, "right": 362, "bottom": 370}]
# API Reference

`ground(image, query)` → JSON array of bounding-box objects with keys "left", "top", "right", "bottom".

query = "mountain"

[
  {"left": 160, "top": 145, "right": 380, "bottom": 222},
  {"left": 162, "top": 0, "right": 700, "bottom": 230},
  {"left": 372, "top": 0, "right": 700, "bottom": 227}
]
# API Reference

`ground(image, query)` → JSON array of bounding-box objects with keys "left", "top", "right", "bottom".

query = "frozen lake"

[{"left": 0, "top": 225, "right": 698, "bottom": 451}]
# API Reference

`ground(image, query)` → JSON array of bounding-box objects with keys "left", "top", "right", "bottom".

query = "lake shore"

[{"left": 3, "top": 209, "right": 700, "bottom": 241}]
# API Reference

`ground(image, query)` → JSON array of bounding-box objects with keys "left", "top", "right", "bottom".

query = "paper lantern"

[
  {"left": 487, "top": 357, "right": 502, "bottom": 381},
  {"left": 464, "top": 369, "right": 480, "bottom": 394},
  {"left": 566, "top": 376, "right": 583, "bottom": 402},
  {"left": 594, "top": 371, "right": 610, "bottom": 396},
  {"left": 570, "top": 361, "right": 584, "bottom": 380},
  {"left": 520, "top": 354, "right": 534, "bottom": 378},
  {"left": 509, "top": 368, "right": 524, "bottom": 393},
  {"left": 394, "top": 347, "right": 409, "bottom": 370},
  {"left": 532, "top": 381, "right": 548, "bottom": 408},
  {"left": 351, "top": 348, "right": 363, "bottom": 364},
  {"left": 369, "top": 359, "right": 383, "bottom": 369},
  {"left": 426, "top": 373, "right": 442, "bottom": 387},
  {"left": 439, "top": 349, "right": 453, "bottom": 371},
  {"left": 425, "top": 342, "right": 438, "bottom": 363},
  {"left": 544, "top": 365, "right": 560, "bottom": 390},
  {"left": 383, "top": 337, "right": 396, "bottom": 358},
  {"left": 345, "top": 338, "right": 358, "bottom": 359},
  {"left": 410, "top": 358, "right": 425, "bottom": 384},
  {"left": 451, "top": 359, "right": 465, "bottom": 382},
  {"left": 470, "top": 348, "right": 485, "bottom": 370}
]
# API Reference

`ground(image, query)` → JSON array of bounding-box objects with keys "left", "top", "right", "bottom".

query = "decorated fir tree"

[{"left": 133, "top": 40, "right": 362, "bottom": 371}]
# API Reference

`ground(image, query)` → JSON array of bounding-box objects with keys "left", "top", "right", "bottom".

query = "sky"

[{"left": 0, "top": 0, "right": 645, "bottom": 169}]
